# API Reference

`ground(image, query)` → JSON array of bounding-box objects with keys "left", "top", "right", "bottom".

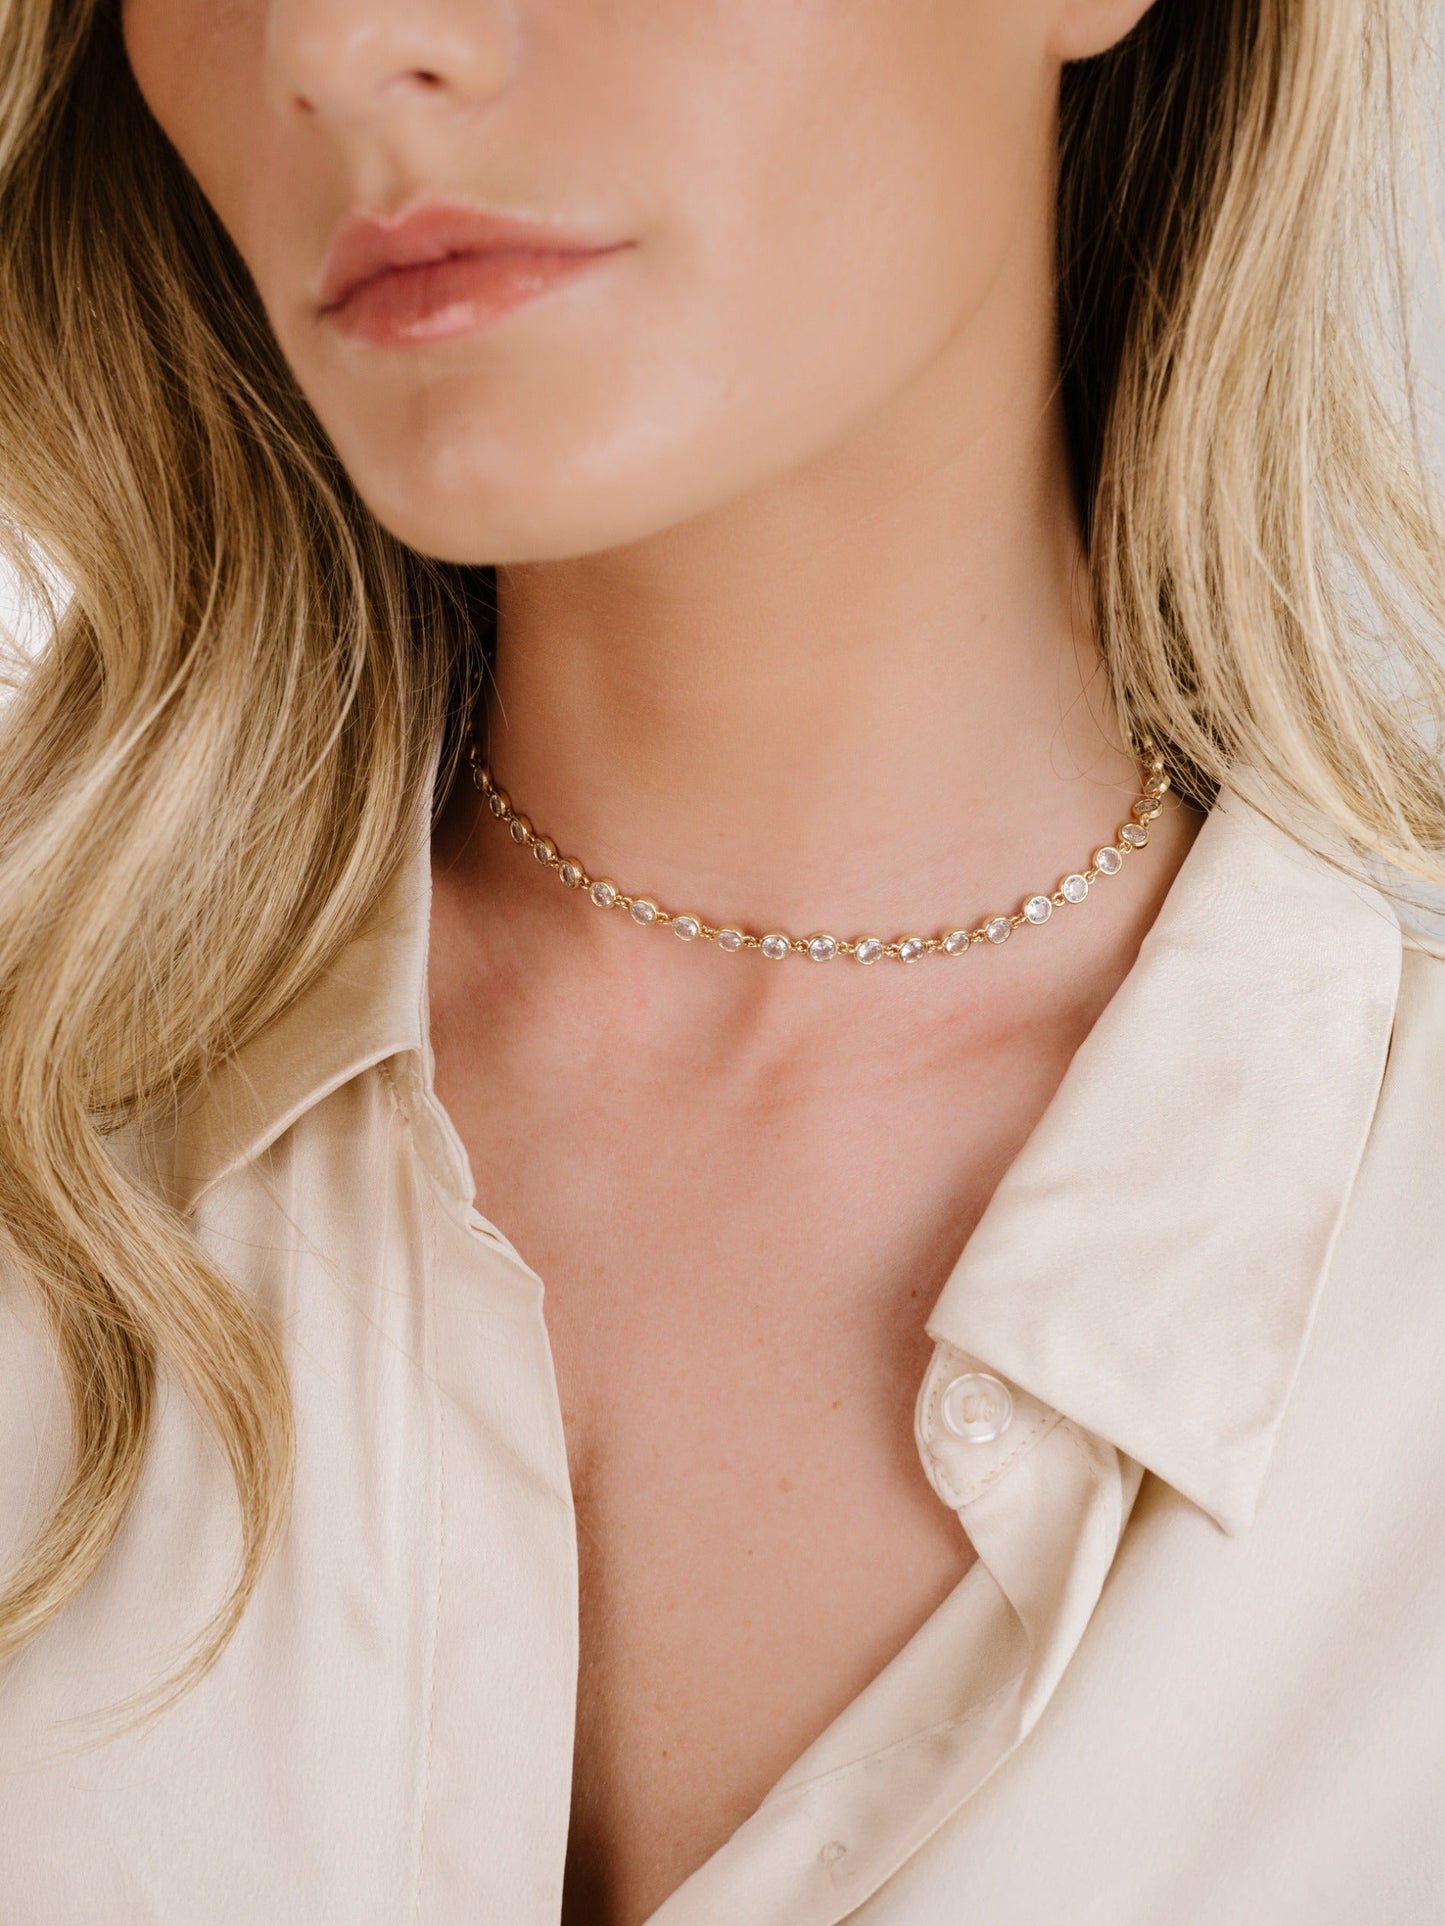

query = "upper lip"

[{"left": 317, "top": 202, "right": 626, "bottom": 313}]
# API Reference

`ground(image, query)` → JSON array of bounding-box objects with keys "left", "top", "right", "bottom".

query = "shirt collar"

[
  {"left": 171, "top": 778, "right": 1402, "bottom": 1538},
  {"left": 169, "top": 801, "right": 434, "bottom": 1211},
  {"left": 925, "top": 790, "right": 1401, "bottom": 1537}
]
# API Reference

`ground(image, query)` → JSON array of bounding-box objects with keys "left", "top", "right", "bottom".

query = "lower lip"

[{"left": 323, "top": 245, "right": 626, "bottom": 347}]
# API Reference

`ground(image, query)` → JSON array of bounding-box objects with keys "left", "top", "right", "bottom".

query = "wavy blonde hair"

[{"left": 0, "top": 0, "right": 1442, "bottom": 1707}]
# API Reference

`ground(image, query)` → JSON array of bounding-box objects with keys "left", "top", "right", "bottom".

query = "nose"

[{"left": 264, "top": 0, "right": 517, "bottom": 124}]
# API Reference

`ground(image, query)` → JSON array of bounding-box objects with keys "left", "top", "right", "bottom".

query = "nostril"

[{"left": 264, "top": 25, "right": 514, "bottom": 123}]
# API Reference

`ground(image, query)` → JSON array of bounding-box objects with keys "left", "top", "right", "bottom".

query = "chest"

[
  {"left": 434, "top": 1037, "right": 1077, "bottom": 1924},
  {"left": 549, "top": 1215, "right": 978, "bottom": 1923}
]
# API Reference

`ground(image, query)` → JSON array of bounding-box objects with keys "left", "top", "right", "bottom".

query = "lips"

[{"left": 317, "top": 202, "right": 630, "bottom": 346}]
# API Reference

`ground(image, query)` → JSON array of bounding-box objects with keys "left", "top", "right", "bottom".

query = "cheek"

[
  {"left": 692, "top": 6, "right": 1044, "bottom": 434},
  {"left": 122, "top": 0, "right": 271, "bottom": 229},
  {"left": 124, "top": 0, "right": 346, "bottom": 341}
]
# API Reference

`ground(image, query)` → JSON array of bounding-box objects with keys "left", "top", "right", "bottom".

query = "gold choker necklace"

[{"left": 466, "top": 737, "right": 1169, "bottom": 967}]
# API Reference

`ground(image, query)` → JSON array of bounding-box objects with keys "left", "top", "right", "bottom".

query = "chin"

[
  {"left": 329, "top": 403, "right": 762, "bottom": 567},
  {"left": 352, "top": 478, "right": 595, "bottom": 566},
  {"left": 322, "top": 440, "right": 578, "bottom": 567},
  {"left": 351, "top": 469, "right": 671, "bottom": 567}
]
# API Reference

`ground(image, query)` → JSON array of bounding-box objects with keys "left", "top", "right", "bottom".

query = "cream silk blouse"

[{"left": 2, "top": 784, "right": 1444, "bottom": 1924}]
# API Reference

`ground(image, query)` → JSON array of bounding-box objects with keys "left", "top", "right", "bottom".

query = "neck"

[{"left": 448, "top": 219, "right": 1191, "bottom": 996}]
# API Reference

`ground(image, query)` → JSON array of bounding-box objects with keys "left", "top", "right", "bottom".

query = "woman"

[{"left": 1, "top": 0, "right": 1443, "bottom": 1919}]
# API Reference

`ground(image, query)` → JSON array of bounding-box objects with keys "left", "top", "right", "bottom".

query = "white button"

[{"left": 940, "top": 1371, "right": 1013, "bottom": 1443}]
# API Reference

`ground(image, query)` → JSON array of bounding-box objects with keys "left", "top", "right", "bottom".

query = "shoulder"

[
  {"left": 1332, "top": 938, "right": 1445, "bottom": 1294},
  {"left": 1386, "top": 940, "right": 1445, "bottom": 1106},
  {"left": 1400, "top": 935, "right": 1445, "bottom": 1007}
]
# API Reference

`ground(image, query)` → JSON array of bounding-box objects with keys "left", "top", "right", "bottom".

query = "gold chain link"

[{"left": 465, "top": 735, "right": 1170, "bottom": 967}]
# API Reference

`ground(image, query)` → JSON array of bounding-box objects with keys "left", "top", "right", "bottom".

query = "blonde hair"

[{"left": 0, "top": 0, "right": 1441, "bottom": 1704}]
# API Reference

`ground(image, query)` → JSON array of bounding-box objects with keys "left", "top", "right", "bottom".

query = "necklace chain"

[{"left": 466, "top": 736, "right": 1169, "bottom": 966}]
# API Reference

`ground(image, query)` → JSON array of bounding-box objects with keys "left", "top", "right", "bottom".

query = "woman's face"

[{"left": 121, "top": 0, "right": 1136, "bottom": 565}]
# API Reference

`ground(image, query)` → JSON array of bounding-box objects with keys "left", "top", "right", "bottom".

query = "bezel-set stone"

[{"left": 484, "top": 756, "right": 1166, "bottom": 970}]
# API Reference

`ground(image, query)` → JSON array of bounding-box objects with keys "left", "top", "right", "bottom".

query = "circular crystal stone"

[
  {"left": 985, "top": 917, "right": 1012, "bottom": 945},
  {"left": 807, "top": 934, "right": 838, "bottom": 963},
  {"left": 1120, "top": 821, "right": 1148, "bottom": 847},
  {"left": 532, "top": 837, "right": 557, "bottom": 864},
  {"left": 487, "top": 790, "right": 510, "bottom": 819},
  {"left": 855, "top": 936, "right": 884, "bottom": 965},
  {"left": 590, "top": 879, "right": 618, "bottom": 908},
  {"left": 1132, "top": 797, "right": 1159, "bottom": 821},
  {"left": 558, "top": 861, "right": 583, "bottom": 889},
  {"left": 718, "top": 927, "right": 745, "bottom": 952},
  {"left": 508, "top": 816, "right": 532, "bottom": 844},
  {"left": 1094, "top": 845, "right": 1124, "bottom": 876},
  {"left": 761, "top": 933, "right": 791, "bottom": 960},
  {"left": 1024, "top": 895, "right": 1052, "bottom": 925},
  {"left": 943, "top": 929, "right": 971, "bottom": 955},
  {"left": 1062, "top": 873, "right": 1089, "bottom": 904},
  {"left": 898, "top": 936, "right": 926, "bottom": 961},
  {"left": 630, "top": 897, "right": 659, "bottom": 925},
  {"left": 673, "top": 915, "right": 701, "bottom": 941}
]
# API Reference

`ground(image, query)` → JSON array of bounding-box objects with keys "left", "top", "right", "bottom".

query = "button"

[{"left": 939, "top": 1371, "right": 1013, "bottom": 1443}]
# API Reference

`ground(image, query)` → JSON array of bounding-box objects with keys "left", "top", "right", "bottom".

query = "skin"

[{"left": 122, "top": 2, "right": 1192, "bottom": 1921}]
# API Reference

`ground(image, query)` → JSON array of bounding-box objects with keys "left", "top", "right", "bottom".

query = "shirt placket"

[{"left": 916, "top": 1338, "right": 1136, "bottom": 1714}]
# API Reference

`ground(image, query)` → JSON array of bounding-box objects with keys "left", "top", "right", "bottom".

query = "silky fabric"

[{"left": 2, "top": 783, "right": 1443, "bottom": 1924}]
